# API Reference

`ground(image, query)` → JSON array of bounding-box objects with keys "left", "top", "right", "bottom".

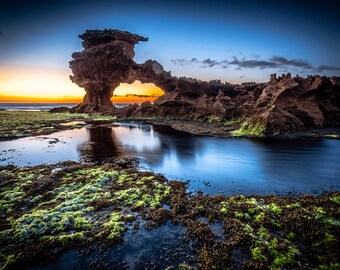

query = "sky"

[{"left": 0, "top": 0, "right": 339, "bottom": 103}]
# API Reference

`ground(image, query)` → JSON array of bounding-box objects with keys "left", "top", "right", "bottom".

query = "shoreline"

[
  {"left": 119, "top": 118, "right": 340, "bottom": 140},
  {"left": 1, "top": 111, "right": 339, "bottom": 141}
]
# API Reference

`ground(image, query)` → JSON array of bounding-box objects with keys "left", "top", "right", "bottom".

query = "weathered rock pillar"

[{"left": 69, "top": 29, "right": 148, "bottom": 113}]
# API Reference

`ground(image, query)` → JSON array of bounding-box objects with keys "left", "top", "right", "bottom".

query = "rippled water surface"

[{"left": 1, "top": 123, "right": 339, "bottom": 195}]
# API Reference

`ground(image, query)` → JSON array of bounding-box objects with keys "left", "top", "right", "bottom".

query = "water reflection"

[
  {"left": 78, "top": 123, "right": 203, "bottom": 167},
  {"left": 253, "top": 139, "right": 337, "bottom": 185},
  {"left": 1, "top": 123, "right": 339, "bottom": 195},
  {"left": 76, "top": 124, "right": 340, "bottom": 194},
  {"left": 79, "top": 126, "right": 121, "bottom": 162}
]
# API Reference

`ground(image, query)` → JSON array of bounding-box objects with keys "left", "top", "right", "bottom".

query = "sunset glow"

[
  {"left": 114, "top": 81, "right": 164, "bottom": 97},
  {"left": 0, "top": 66, "right": 163, "bottom": 104},
  {"left": 112, "top": 81, "right": 163, "bottom": 104},
  {"left": 0, "top": 65, "right": 83, "bottom": 100}
]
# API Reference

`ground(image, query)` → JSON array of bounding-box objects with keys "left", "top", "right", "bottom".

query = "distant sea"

[{"left": 0, "top": 103, "right": 128, "bottom": 111}]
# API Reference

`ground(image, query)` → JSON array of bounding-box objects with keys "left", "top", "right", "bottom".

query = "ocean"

[{"left": 0, "top": 103, "right": 127, "bottom": 111}]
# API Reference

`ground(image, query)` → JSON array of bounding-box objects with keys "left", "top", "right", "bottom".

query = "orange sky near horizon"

[{"left": 0, "top": 65, "right": 164, "bottom": 103}]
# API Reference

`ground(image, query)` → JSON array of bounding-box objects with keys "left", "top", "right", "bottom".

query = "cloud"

[
  {"left": 270, "top": 56, "right": 312, "bottom": 69},
  {"left": 171, "top": 57, "right": 227, "bottom": 68},
  {"left": 229, "top": 57, "right": 278, "bottom": 69},
  {"left": 316, "top": 65, "right": 340, "bottom": 72},
  {"left": 201, "top": 58, "right": 219, "bottom": 67},
  {"left": 201, "top": 58, "right": 228, "bottom": 67},
  {"left": 171, "top": 58, "right": 187, "bottom": 66},
  {"left": 171, "top": 55, "right": 340, "bottom": 74}
]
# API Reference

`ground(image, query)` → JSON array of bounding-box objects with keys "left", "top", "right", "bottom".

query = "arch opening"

[{"left": 112, "top": 80, "right": 164, "bottom": 105}]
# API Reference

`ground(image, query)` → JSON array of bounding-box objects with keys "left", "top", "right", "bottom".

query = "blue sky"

[{"left": 1, "top": 0, "right": 339, "bottom": 84}]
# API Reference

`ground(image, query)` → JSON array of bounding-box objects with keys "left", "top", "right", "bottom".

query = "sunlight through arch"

[{"left": 112, "top": 81, "right": 164, "bottom": 104}]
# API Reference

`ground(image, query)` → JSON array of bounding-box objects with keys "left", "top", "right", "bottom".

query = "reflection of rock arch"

[
  {"left": 78, "top": 124, "right": 202, "bottom": 166},
  {"left": 79, "top": 126, "right": 121, "bottom": 162}
]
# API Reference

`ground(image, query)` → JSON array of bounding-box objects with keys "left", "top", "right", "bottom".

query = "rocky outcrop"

[
  {"left": 49, "top": 107, "right": 70, "bottom": 113},
  {"left": 69, "top": 29, "right": 175, "bottom": 113},
  {"left": 119, "top": 74, "right": 340, "bottom": 134},
  {"left": 69, "top": 29, "right": 340, "bottom": 135},
  {"left": 250, "top": 74, "right": 340, "bottom": 134},
  {"left": 116, "top": 79, "right": 266, "bottom": 121}
]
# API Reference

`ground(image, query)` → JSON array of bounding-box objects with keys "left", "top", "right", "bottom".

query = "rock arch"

[{"left": 69, "top": 29, "right": 175, "bottom": 113}]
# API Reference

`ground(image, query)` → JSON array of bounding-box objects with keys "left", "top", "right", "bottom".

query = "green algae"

[
  {"left": 230, "top": 119, "right": 266, "bottom": 137},
  {"left": 324, "top": 134, "right": 340, "bottom": 139},
  {"left": 0, "top": 254, "right": 20, "bottom": 270},
  {"left": 316, "top": 263, "right": 340, "bottom": 269},
  {"left": 210, "top": 194, "right": 339, "bottom": 269},
  {"left": 178, "top": 263, "right": 194, "bottom": 270},
  {"left": 0, "top": 187, "right": 25, "bottom": 214},
  {"left": 0, "top": 163, "right": 339, "bottom": 269},
  {"left": 330, "top": 195, "right": 340, "bottom": 204},
  {"left": 98, "top": 212, "right": 124, "bottom": 239},
  {"left": 0, "top": 163, "right": 171, "bottom": 269},
  {"left": 251, "top": 246, "right": 266, "bottom": 262},
  {"left": 223, "top": 116, "right": 244, "bottom": 127},
  {"left": 205, "top": 115, "right": 222, "bottom": 123}
]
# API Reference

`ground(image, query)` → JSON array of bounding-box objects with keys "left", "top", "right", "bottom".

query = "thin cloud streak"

[
  {"left": 229, "top": 57, "right": 278, "bottom": 69},
  {"left": 269, "top": 56, "right": 312, "bottom": 69},
  {"left": 316, "top": 65, "right": 340, "bottom": 72},
  {"left": 171, "top": 55, "right": 340, "bottom": 73}
]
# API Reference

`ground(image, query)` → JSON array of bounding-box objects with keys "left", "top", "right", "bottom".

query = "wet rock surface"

[{"left": 31, "top": 222, "right": 198, "bottom": 270}]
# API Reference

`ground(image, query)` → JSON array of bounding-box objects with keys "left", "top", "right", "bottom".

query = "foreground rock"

[
  {"left": 1, "top": 162, "right": 339, "bottom": 269},
  {"left": 70, "top": 29, "right": 340, "bottom": 135}
]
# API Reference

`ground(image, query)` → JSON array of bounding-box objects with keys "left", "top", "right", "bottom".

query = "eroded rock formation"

[
  {"left": 70, "top": 29, "right": 340, "bottom": 135},
  {"left": 135, "top": 74, "right": 340, "bottom": 134},
  {"left": 69, "top": 29, "right": 175, "bottom": 113},
  {"left": 249, "top": 74, "right": 340, "bottom": 134}
]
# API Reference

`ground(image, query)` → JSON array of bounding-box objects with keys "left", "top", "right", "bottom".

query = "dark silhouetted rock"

[
  {"left": 49, "top": 107, "right": 70, "bottom": 113},
  {"left": 69, "top": 29, "right": 175, "bottom": 113}
]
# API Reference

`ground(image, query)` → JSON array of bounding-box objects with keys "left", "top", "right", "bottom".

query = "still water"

[{"left": 1, "top": 123, "right": 339, "bottom": 195}]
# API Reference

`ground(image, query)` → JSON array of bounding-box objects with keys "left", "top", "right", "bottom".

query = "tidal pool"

[
  {"left": 29, "top": 222, "right": 198, "bottom": 270},
  {"left": 1, "top": 123, "right": 339, "bottom": 195}
]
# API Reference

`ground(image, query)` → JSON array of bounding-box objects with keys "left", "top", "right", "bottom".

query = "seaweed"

[{"left": 0, "top": 163, "right": 339, "bottom": 269}]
